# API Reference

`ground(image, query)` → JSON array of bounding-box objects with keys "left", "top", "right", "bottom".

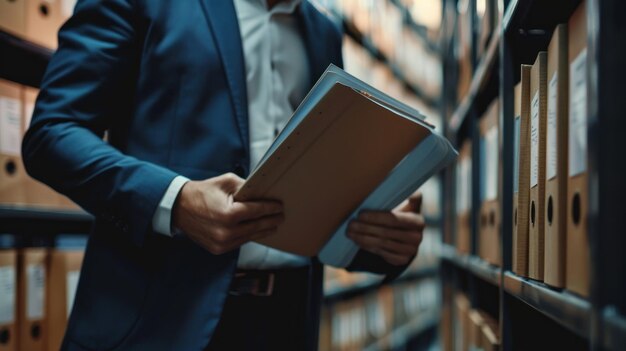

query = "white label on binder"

[
  {"left": 66, "top": 270, "right": 80, "bottom": 317},
  {"left": 25, "top": 102, "right": 35, "bottom": 132},
  {"left": 0, "top": 97, "right": 22, "bottom": 156},
  {"left": 456, "top": 158, "right": 471, "bottom": 212},
  {"left": 569, "top": 49, "right": 588, "bottom": 176},
  {"left": 514, "top": 116, "right": 521, "bottom": 193},
  {"left": 484, "top": 126, "right": 498, "bottom": 200},
  {"left": 530, "top": 91, "right": 540, "bottom": 187},
  {"left": 27, "top": 264, "right": 46, "bottom": 319},
  {"left": 61, "top": 0, "right": 77, "bottom": 17},
  {"left": 547, "top": 73, "right": 558, "bottom": 180},
  {"left": 0, "top": 266, "right": 16, "bottom": 324}
]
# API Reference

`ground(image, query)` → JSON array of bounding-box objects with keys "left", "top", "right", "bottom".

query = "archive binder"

[
  {"left": 456, "top": 140, "right": 472, "bottom": 255},
  {"left": 0, "top": 0, "right": 26, "bottom": 38},
  {"left": 24, "top": 0, "right": 65, "bottom": 49},
  {"left": 47, "top": 250, "right": 83, "bottom": 351},
  {"left": 479, "top": 99, "right": 500, "bottom": 266},
  {"left": 235, "top": 65, "right": 457, "bottom": 267},
  {"left": 17, "top": 248, "right": 47, "bottom": 351},
  {"left": 566, "top": 2, "right": 590, "bottom": 297},
  {"left": 544, "top": 24, "right": 569, "bottom": 288},
  {"left": 529, "top": 52, "right": 547, "bottom": 281},
  {"left": 0, "top": 249, "right": 17, "bottom": 351},
  {"left": 512, "top": 65, "right": 531, "bottom": 277},
  {"left": 0, "top": 79, "right": 27, "bottom": 206}
]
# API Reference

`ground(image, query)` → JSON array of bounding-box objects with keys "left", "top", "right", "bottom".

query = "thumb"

[{"left": 216, "top": 172, "right": 245, "bottom": 194}]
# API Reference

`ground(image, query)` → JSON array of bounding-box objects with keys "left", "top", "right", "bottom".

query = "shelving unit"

[{"left": 440, "top": 0, "right": 626, "bottom": 350}]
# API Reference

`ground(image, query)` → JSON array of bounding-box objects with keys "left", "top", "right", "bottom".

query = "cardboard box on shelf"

[
  {"left": 46, "top": 250, "right": 83, "bottom": 351},
  {"left": 0, "top": 0, "right": 27, "bottom": 38},
  {"left": 17, "top": 248, "right": 48, "bottom": 351},
  {"left": 513, "top": 65, "right": 532, "bottom": 277},
  {"left": 0, "top": 79, "right": 27, "bottom": 207},
  {"left": 0, "top": 249, "right": 18, "bottom": 351},
  {"left": 566, "top": 1, "right": 590, "bottom": 298},
  {"left": 479, "top": 99, "right": 501, "bottom": 266},
  {"left": 544, "top": 24, "right": 569, "bottom": 288},
  {"left": 529, "top": 52, "right": 548, "bottom": 281}
]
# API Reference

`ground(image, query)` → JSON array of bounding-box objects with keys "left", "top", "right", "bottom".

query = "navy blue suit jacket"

[{"left": 22, "top": 0, "right": 406, "bottom": 349}]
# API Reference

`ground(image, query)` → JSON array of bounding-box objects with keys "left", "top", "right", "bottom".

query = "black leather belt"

[{"left": 228, "top": 267, "right": 309, "bottom": 297}]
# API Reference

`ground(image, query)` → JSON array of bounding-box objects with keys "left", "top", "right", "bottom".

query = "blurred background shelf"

[
  {"left": 503, "top": 271, "right": 591, "bottom": 339},
  {"left": 0, "top": 205, "right": 92, "bottom": 234},
  {"left": 0, "top": 29, "right": 52, "bottom": 88},
  {"left": 602, "top": 307, "right": 626, "bottom": 351},
  {"left": 363, "top": 308, "right": 440, "bottom": 351}
]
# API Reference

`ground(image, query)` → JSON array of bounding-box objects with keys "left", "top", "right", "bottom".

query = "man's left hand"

[{"left": 347, "top": 191, "right": 425, "bottom": 266}]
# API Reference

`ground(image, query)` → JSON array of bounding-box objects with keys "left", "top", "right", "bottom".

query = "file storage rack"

[
  {"left": 0, "top": 1, "right": 446, "bottom": 350},
  {"left": 440, "top": 0, "right": 626, "bottom": 350}
]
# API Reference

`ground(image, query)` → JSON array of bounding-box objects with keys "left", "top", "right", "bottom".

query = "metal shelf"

[
  {"left": 324, "top": 266, "right": 438, "bottom": 302},
  {"left": 340, "top": 15, "right": 439, "bottom": 108},
  {"left": 503, "top": 271, "right": 591, "bottom": 339},
  {"left": 0, "top": 30, "right": 52, "bottom": 88},
  {"left": 363, "top": 309, "right": 439, "bottom": 351},
  {"left": 0, "top": 205, "right": 93, "bottom": 234},
  {"left": 603, "top": 307, "right": 626, "bottom": 351},
  {"left": 448, "top": 28, "right": 500, "bottom": 135},
  {"left": 440, "top": 244, "right": 501, "bottom": 286}
]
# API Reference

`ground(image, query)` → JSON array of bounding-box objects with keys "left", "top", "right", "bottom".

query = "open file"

[{"left": 235, "top": 65, "right": 457, "bottom": 267}]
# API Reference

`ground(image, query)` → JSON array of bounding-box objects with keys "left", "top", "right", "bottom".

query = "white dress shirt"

[{"left": 153, "top": 0, "right": 310, "bottom": 269}]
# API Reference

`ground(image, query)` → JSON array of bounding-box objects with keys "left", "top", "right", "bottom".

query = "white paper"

[
  {"left": 0, "top": 266, "right": 16, "bottom": 324},
  {"left": 61, "top": 0, "right": 77, "bottom": 17},
  {"left": 26, "top": 264, "right": 46, "bottom": 319},
  {"left": 66, "top": 270, "right": 80, "bottom": 317},
  {"left": 569, "top": 49, "right": 588, "bottom": 176},
  {"left": 0, "top": 96, "right": 22, "bottom": 156},
  {"left": 547, "top": 73, "right": 558, "bottom": 180},
  {"left": 484, "top": 126, "right": 498, "bottom": 200},
  {"left": 530, "top": 91, "right": 540, "bottom": 187},
  {"left": 513, "top": 116, "right": 521, "bottom": 193}
]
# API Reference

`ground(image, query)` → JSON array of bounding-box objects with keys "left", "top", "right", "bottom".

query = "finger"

[
  {"left": 347, "top": 230, "right": 417, "bottom": 256},
  {"left": 215, "top": 172, "right": 245, "bottom": 193},
  {"left": 353, "top": 239, "right": 412, "bottom": 266},
  {"left": 349, "top": 221, "right": 423, "bottom": 245},
  {"left": 357, "top": 211, "right": 425, "bottom": 230},
  {"left": 228, "top": 200, "right": 283, "bottom": 223}
]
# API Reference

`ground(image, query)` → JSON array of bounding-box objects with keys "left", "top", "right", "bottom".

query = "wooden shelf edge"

[{"left": 440, "top": 244, "right": 501, "bottom": 286}]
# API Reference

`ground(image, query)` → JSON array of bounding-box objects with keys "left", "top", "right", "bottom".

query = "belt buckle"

[{"left": 230, "top": 272, "right": 275, "bottom": 297}]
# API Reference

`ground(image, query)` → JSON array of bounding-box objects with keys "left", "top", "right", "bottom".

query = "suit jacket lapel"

[
  {"left": 298, "top": 1, "right": 326, "bottom": 88},
  {"left": 198, "top": 0, "right": 249, "bottom": 154}
]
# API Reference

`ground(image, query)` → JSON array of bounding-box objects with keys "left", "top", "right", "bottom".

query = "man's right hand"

[{"left": 172, "top": 173, "right": 284, "bottom": 255}]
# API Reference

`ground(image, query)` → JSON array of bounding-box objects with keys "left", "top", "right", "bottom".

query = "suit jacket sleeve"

[
  {"left": 21, "top": 0, "right": 178, "bottom": 247},
  {"left": 321, "top": 13, "right": 411, "bottom": 282}
]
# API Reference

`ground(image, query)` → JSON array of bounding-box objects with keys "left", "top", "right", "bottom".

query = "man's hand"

[
  {"left": 172, "top": 173, "right": 284, "bottom": 255},
  {"left": 347, "top": 191, "right": 425, "bottom": 266}
]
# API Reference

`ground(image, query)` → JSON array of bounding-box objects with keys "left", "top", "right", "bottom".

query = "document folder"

[{"left": 235, "top": 65, "right": 457, "bottom": 267}]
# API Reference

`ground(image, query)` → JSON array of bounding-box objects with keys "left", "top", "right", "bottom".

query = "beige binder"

[
  {"left": 513, "top": 65, "right": 532, "bottom": 277},
  {"left": 0, "top": 250, "right": 17, "bottom": 351},
  {"left": 529, "top": 52, "right": 547, "bottom": 281},
  {"left": 479, "top": 99, "right": 500, "bottom": 266},
  {"left": 17, "top": 248, "right": 47, "bottom": 351},
  {"left": 47, "top": 250, "right": 83, "bottom": 351},
  {"left": 544, "top": 24, "right": 569, "bottom": 288},
  {"left": 235, "top": 83, "right": 430, "bottom": 257},
  {"left": 456, "top": 140, "right": 472, "bottom": 255},
  {"left": 566, "top": 2, "right": 590, "bottom": 297},
  {"left": 0, "top": 0, "right": 27, "bottom": 38},
  {"left": 24, "top": 0, "right": 65, "bottom": 49},
  {"left": 0, "top": 80, "right": 27, "bottom": 206}
]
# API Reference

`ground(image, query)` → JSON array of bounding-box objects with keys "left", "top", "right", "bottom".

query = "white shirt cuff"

[{"left": 152, "top": 175, "right": 190, "bottom": 237}]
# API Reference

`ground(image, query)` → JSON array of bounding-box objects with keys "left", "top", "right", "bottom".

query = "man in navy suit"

[{"left": 22, "top": 0, "right": 426, "bottom": 349}]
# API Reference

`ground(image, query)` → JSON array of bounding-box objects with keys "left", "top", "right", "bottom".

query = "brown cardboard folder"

[
  {"left": 544, "top": 24, "right": 569, "bottom": 288},
  {"left": 0, "top": 79, "right": 27, "bottom": 206},
  {"left": 513, "top": 65, "right": 532, "bottom": 277},
  {"left": 479, "top": 99, "right": 500, "bottom": 266},
  {"left": 566, "top": 2, "right": 590, "bottom": 297},
  {"left": 529, "top": 52, "right": 548, "bottom": 281},
  {"left": 17, "top": 248, "right": 47, "bottom": 351},
  {"left": 0, "top": 249, "right": 17, "bottom": 351},
  {"left": 234, "top": 65, "right": 457, "bottom": 266}
]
